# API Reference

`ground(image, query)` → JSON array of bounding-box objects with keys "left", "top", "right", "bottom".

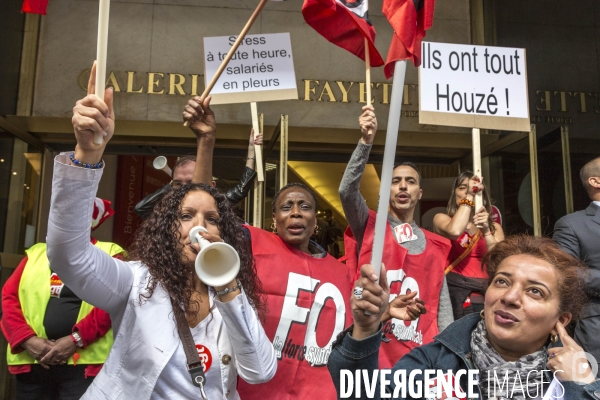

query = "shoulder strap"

[
  {"left": 444, "top": 230, "right": 481, "bottom": 275},
  {"left": 171, "top": 300, "right": 208, "bottom": 400}
]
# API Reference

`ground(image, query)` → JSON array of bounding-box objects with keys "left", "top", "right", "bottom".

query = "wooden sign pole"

[
  {"left": 250, "top": 102, "right": 265, "bottom": 182},
  {"left": 184, "top": 0, "right": 269, "bottom": 127},
  {"left": 279, "top": 114, "right": 288, "bottom": 188}
]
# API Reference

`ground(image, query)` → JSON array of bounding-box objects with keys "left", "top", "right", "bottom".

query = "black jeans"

[{"left": 15, "top": 364, "right": 93, "bottom": 400}]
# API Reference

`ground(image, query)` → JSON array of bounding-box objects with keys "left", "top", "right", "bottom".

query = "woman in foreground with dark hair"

[
  {"left": 46, "top": 65, "right": 275, "bottom": 399},
  {"left": 328, "top": 235, "right": 599, "bottom": 399}
]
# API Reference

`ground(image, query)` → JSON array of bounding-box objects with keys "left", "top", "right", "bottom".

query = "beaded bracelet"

[
  {"left": 216, "top": 279, "right": 242, "bottom": 296},
  {"left": 459, "top": 198, "right": 475, "bottom": 210},
  {"left": 69, "top": 153, "right": 104, "bottom": 169}
]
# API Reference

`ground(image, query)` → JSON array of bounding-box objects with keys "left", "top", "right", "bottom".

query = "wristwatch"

[{"left": 71, "top": 331, "right": 84, "bottom": 348}]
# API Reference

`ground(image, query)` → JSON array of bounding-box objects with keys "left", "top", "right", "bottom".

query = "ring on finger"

[
  {"left": 549, "top": 352, "right": 556, "bottom": 359},
  {"left": 353, "top": 286, "right": 364, "bottom": 300}
]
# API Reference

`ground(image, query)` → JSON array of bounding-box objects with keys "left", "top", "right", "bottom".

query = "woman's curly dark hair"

[{"left": 129, "top": 183, "right": 265, "bottom": 321}]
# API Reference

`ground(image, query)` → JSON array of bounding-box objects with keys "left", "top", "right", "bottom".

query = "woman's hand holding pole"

[
  {"left": 72, "top": 62, "right": 114, "bottom": 165},
  {"left": 246, "top": 129, "right": 262, "bottom": 169}
]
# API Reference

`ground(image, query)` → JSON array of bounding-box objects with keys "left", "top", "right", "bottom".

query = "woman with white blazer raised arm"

[{"left": 46, "top": 63, "right": 276, "bottom": 400}]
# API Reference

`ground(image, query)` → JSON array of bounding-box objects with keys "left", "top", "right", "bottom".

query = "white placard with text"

[
  {"left": 419, "top": 41, "right": 529, "bottom": 131},
  {"left": 203, "top": 32, "right": 298, "bottom": 104}
]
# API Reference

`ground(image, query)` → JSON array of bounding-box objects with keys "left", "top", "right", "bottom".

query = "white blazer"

[{"left": 47, "top": 154, "right": 276, "bottom": 399}]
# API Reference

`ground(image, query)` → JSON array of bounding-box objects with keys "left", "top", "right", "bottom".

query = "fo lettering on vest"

[
  {"left": 344, "top": 210, "right": 451, "bottom": 369},
  {"left": 238, "top": 226, "right": 354, "bottom": 400}
]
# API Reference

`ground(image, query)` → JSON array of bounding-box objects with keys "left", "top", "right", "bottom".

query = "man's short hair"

[
  {"left": 172, "top": 155, "right": 196, "bottom": 179},
  {"left": 580, "top": 156, "right": 600, "bottom": 192},
  {"left": 393, "top": 161, "right": 422, "bottom": 185}
]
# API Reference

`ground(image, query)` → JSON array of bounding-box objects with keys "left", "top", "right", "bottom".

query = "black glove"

[
  {"left": 225, "top": 166, "right": 256, "bottom": 205},
  {"left": 134, "top": 184, "right": 172, "bottom": 219}
]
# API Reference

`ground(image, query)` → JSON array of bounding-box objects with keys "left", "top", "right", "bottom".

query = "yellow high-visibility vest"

[{"left": 6, "top": 241, "right": 125, "bottom": 366}]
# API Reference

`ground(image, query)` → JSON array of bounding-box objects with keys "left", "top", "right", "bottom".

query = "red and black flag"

[
  {"left": 22, "top": 0, "right": 49, "bottom": 14},
  {"left": 302, "top": 0, "right": 384, "bottom": 66},
  {"left": 383, "top": 0, "right": 436, "bottom": 78}
]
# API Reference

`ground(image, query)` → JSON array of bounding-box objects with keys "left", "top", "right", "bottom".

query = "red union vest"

[
  {"left": 344, "top": 210, "right": 451, "bottom": 369},
  {"left": 449, "top": 231, "right": 489, "bottom": 279},
  {"left": 237, "top": 226, "right": 354, "bottom": 400}
]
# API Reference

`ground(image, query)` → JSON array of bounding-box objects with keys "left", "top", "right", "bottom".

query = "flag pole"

[
  {"left": 365, "top": 37, "right": 373, "bottom": 135},
  {"left": 94, "top": 0, "right": 110, "bottom": 144},
  {"left": 370, "top": 60, "right": 407, "bottom": 282},
  {"left": 184, "top": 0, "right": 269, "bottom": 127}
]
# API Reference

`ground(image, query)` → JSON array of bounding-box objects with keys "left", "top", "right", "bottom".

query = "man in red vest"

[{"left": 339, "top": 105, "right": 454, "bottom": 368}]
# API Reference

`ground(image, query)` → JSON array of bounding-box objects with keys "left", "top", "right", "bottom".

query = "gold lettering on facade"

[
  {"left": 169, "top": 74, "right": 186, "bottom": 95},
  {"left": 106, "top": 71, "right": 122, "bottom": 92},
  {"left": 126, "top": 71, "right": 144, "bottom": 93},
  {"left": 303, "top": 79, "right": 319, "bottom": 101},
  {"left": 530, "top": 116, "right": 542, "bottom": 123},
  {"left": 318, "top": 81, "right": 336, "bottom": 102},
  {"left": 376, "top": 83, "right": 392, "bottom": 104},
  {"left": 148, "top": 72, "right": 165, "bottom": 95},
  {"left": 531, "top": 116, "right": 573, "bottom": 124},
  {"left": 553, "top": 91, "right": 572, "bottom": 112},
  {"left": 594, "top": 94, "right": 600, "bottom": 114},
  {"left": 358, "top": 83, "right": 374, "bottom": 104},
  {"left": 535, "top": 90, "right": 551, "bottom": 111},
  {"left": 190, "top": 74, "right": 200, "bottom": 96},
  {"left": 573, "top": 92, "right": 587, "bottom": 113},
  {"left": 335, "top": 81, "right": 354, "bottom": 103},
  {"left": 78, "top": 69, "right": 91, "bottom": 91},
  {"left": 401, "top": 111, "right": 419, "bottom": 117},
  {"left": 405, "top": 85, "right": 417, "bottom": 105},
  {"left": 545, "top": 116, "right": 572, "bottom": 124}
]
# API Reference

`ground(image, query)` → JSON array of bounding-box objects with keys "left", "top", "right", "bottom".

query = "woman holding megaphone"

[{"left": 46, "top": 64, "right": 276, "bottom": 400}]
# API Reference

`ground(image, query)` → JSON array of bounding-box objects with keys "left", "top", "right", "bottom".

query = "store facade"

[
  {"left": 1, "top": 0, "right": 599, "bottom": 260},
  {"left": 1, "top": 0, "right": 600, "bottom": 396}
]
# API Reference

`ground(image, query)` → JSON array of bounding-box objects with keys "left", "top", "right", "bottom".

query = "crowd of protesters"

[{"left": 1, "top": 65, "right": 599, "bottom": 399}]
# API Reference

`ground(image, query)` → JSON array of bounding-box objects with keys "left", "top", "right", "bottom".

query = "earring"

[
  {"left": 270, "top": 221, "right": 277, "bottom": 234},
  {"left": 480, "top": 310, "right": 485, "bottom": 319},
  {"left": 550, "top": 334, "right": 559, "bottom": 344},
  {"left": 314, "top": 224, "right": 320, "bottom": 235}
]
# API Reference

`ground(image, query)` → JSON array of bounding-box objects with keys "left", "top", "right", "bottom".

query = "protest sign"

[
  {"left": 419, "top": 41, "right": 529, "bottom": 132},
  {"left": 203, "top": 32, "right": 298, "bottom": 105}
]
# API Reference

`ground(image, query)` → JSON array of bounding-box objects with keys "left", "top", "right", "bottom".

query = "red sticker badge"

[
  {"left": 50, "top": 272, "right": 64, "bottom": 298},
  {"left": 394, "top": 223, "right": 418, "bottom": 244},
  {"left": 195, "top": 344, "right": 213, "bottom": 372}
]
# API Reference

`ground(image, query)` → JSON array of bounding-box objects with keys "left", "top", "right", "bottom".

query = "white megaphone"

[
  {"left": 189, "top": 226, "right": 240, "bottom": 287},
  {"left": 153, "top": 156, "right": 172, "bottom": 177}
]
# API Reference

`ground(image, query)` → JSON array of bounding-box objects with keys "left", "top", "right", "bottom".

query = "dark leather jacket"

[
  {"left": 328, "top": 313, "right": 600, "bottom": 399},
  {"left": 134, "top": 166, "right": 257, "bottom": 219}
]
